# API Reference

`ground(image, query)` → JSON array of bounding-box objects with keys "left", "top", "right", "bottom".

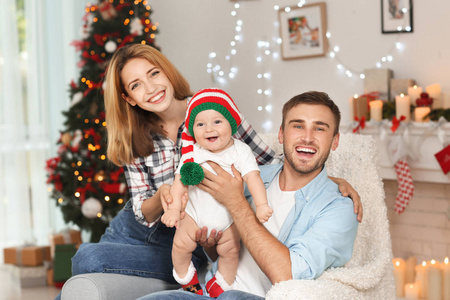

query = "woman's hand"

[
  {"left": 159, "top": 184, "right": 188, "bottom": 220},
  {"left": 195, "top": 227, "right": 223, "bottom": 248},
  {"left": 330, "top": 177, "right": 363, "bottom": 223}
]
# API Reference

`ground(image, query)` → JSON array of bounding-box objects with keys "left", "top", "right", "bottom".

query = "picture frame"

[
  {"left": 381, "top": 0, "right": 413, "bottom": 34},
  {"left": 278, "top": 2, "right": 328, "bottom": 60}
]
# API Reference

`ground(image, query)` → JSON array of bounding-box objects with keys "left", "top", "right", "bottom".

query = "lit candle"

[
  {"left": 369, "top": 100, "right": 383, "bottom": 121},
  {"left": 414, "top": 107, "right": 431, "bottom": 122},
  {"left": 426, "top": 83, "right": 442, "bottom": 109},
  {"left": 408, "top": 85, "right": 423, "bottom": 106},
  {"left": 395, "top": 93, "right": 411, "bottom": 121},
  {"left": 404, "top": 283, "right": 419, "bottom": 300},
  {"left": 427, "top": 259, "right": 442, "bottom": 300},
  {"left": 442, "top": 257, "right": 450, "bottom": 300},
  {"left": 405, "top": 256, "right": 417, "bottom": 283},
  {"left": 393, "top": 258, "right": 406, "bottom": 297},
  {"left": 415, "top": 261, "right": 428, "bottom": 298}
]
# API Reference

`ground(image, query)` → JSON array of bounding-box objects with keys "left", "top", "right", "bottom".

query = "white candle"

[
  {"left": 426, "top": 83, "right": 442, "bottom": 109},
  {"left": 427, "top": 259, "right": 442, "bottom": 300},
  {"left": 408, "top": 85, "right": 423, "bottom": 106},
  {"left": 405, "top": 256, "right": 417, "bottom": 283},
  {"left": 395, "top": 93, "right": 411, "bottom": 121},
  {"left": 369, "top": 100, "right": 383, "bottom": 121},
  {"left": 414, "top": 107, "right": 431, "bottom": 122},
  {"left": 393, "top": 258, "right": 406, "bottom": 297},
  {"left": 442, "top": 257, "right": 450, "bottom": 300},
  {"left": 415, "top": 261, "right": 428, "bottom": 298},
  {"left": 404, "top": 283, "right": 419, "bottom": 300}
]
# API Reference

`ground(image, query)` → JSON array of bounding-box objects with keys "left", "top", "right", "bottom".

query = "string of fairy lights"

[
  {"left": 206, "top": 2, "right": 243, "bottom": 83},
  {"left": 206, "top": 0, "right": 409, "bottom": 95}
]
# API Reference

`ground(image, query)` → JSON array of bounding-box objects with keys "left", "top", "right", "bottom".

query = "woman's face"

[{"left": 120, "top": 57, "right": 175, "bottom": 114}]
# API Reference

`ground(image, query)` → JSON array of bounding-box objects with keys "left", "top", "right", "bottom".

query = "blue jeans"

[
  {"left": 54, "top": 201, "right": 207, "bottom": 300},
  {"left": 71, "top": 200, "right": 207, "bottom": 282},
  {"left": 137, "top": 290, "right": 264, "bottom": 300}
]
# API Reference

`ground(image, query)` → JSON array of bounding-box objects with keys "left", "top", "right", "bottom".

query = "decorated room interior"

[{"left": 1, "top": 0, "right": 449, "bottom": 299}]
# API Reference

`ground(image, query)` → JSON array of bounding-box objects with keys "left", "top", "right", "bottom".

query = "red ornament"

[
  {"left": 76, "top": 183, "right": 96, "bottom": 203},
  {"left": 47, "top": 174, "right": 63, "bottom": 192},
  {"left": 110, "top": 168, "right": 124, "bottom": 182},
  {"left": 46, "top": 157, "right": 61, "bottom": 172},
  {"left": 416, "top": 92, "right": 433, "bottom": 107},
  {"left": 100, "top": 182, "right": 126, "bottom": 194}
]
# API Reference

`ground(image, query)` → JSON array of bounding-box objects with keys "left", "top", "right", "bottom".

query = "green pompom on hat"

[{"left": 179, "top": 88, "right": 242, "bottom": 186}]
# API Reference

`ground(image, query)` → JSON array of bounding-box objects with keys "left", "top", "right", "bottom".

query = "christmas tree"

[{"left": 46, "top": 0, "right": 159, "bottom": 242}]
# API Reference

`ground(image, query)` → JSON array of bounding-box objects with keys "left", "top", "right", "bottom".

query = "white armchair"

[{"left": 263, "top": 133, "right": 396, "bottom": 299}]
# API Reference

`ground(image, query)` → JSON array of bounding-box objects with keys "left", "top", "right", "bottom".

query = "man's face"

[{"left": 278, "top": 104, "right": 339, "bottom": 176}]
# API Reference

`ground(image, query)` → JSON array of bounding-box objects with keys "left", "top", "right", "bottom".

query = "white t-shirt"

[
  {"left": 233, "top": 172, "right": 296, "bottom": 297},
  {"left": 177, "top": 138, "right": 259, "bottom": 235}
]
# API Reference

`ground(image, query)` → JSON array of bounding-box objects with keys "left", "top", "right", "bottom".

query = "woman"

[{"left": 71, "top": 44, "right": 362, "bottom": 285}]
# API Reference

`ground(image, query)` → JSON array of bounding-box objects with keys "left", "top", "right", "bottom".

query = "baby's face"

[{"left": 193, "top": 110, "right": 233, "bottom": 153}]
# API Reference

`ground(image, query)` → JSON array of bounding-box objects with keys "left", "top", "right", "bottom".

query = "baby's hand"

[
  {"left": 161, "top": 209, "right": 181, "bottom": 228},
  {"left": 256, "top": 204, "right": 273, "bottom": 223}
]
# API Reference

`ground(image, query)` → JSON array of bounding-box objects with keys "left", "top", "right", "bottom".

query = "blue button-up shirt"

[
  {"left": 253, "top": 164, "right": 359, "bottom": 280},
  {"left": 206, "top": 163, "right": 359, "bottom": 294}
]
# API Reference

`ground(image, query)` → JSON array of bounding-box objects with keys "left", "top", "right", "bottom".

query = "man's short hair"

[{"left": 281, "top": 91, "right": 341, "bottom": 135}]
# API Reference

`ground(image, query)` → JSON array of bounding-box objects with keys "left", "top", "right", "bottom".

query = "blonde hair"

[{"left": 104, "top": 44, "right": 192, "bottom": 166}]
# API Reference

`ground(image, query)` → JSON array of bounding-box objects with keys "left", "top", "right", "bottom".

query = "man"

[{"left": 139, "top": 91, "right": 359, "bottom": 299}]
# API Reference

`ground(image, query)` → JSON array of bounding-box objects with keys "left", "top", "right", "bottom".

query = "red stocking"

[{"left": 394, "top": 159, "right": 414, "bottom": 214}]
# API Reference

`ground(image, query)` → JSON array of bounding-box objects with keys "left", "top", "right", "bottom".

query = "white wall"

[{"left": 151, "top": 0, "right": 450, "bottom": 134}]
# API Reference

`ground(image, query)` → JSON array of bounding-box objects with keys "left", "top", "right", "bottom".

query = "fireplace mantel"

[{"left": 341, "top": 120, "right": 450, "bottom": 184}]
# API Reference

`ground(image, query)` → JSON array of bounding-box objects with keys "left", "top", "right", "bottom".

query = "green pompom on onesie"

[{"left": 180, "top": 162, "right": 205, "bottom": 186}]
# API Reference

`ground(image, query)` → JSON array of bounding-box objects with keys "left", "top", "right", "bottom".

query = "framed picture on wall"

[
  {"left": 381, "top": 0, "right": 413, "bottom": 34},
  {"left": 278, "top": 2, "right": 328, "bottom": 60}
]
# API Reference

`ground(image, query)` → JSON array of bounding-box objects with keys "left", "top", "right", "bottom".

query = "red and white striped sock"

[{"left": 394, "top": 159, "right": 414, "bottom": 214}]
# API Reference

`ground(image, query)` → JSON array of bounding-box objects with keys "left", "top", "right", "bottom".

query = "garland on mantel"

[{"left": 382, "top": 101, "right": 450, "bottom": 122}]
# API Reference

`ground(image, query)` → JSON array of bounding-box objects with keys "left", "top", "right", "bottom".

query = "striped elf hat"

[{"left": 180, "top": 88, "right": 242, "bottom": 186}]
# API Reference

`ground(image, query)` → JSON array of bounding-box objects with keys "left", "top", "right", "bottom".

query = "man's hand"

[
  {"left": 159, "top": 184, "right": 188, "bottom": 220},
  {"left": 198, "top": 162, "right": 245, "bottom": 209}
]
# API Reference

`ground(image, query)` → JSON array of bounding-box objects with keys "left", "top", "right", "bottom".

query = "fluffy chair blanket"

[{"left": 260, "top": 133, "right": 395, "bottom": 300}]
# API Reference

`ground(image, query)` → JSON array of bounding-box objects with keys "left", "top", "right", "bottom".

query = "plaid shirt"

[{"left": 124, "top": 117, "right": 281, "bottom": 227}]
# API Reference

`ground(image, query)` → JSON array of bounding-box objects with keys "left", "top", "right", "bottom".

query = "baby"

[{"left": 161, "top": 88, "right": 272, "bottom": 297}]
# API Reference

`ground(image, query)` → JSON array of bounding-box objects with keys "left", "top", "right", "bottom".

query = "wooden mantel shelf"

[{"left": 341, "top": 120, "right": 450, "bottom": 184}]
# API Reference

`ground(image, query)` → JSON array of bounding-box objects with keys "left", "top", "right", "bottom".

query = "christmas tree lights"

[{"left": 46, "top": 0, "right": 159, "bottom": 242}]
